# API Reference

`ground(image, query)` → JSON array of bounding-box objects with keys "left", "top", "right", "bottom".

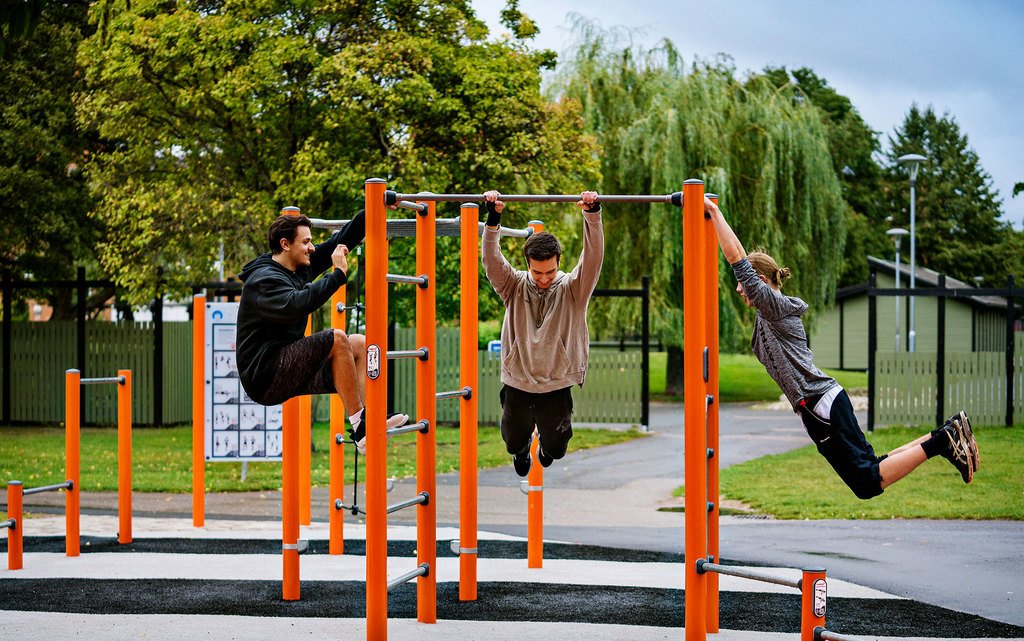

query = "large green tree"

[
  {"left": 554, "top": 23, "right": 846, "bottom": 390},
  {"left": 76, "top": 0, "right": 598, "bottom": 321},
  {"left": 885, "top": 105, "right": 1022, "bottom": 284},
  {"left": 0, "top": 0, "right": 110, "bottom": 318}
]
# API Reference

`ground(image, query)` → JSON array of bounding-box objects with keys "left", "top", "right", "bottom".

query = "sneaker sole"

[
  {"left": 958, "top": 411, "right": 980, "bottom": 472},
  {"left": 949, "top": 418, "right": 974, "bottom": 484}
]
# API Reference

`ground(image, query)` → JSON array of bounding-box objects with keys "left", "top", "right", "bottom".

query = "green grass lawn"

[
  {"left": 649, "top": 350, "right": 866, "bottom": 402},
  {"left": 0, "top": 422, "right": 646, "bottom": 499},
  {"left": 675, "top": 423, "right": 1022, "bottom": 520}
]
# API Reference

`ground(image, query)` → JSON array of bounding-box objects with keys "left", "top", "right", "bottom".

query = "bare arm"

[{"left": 704, "top": 197, "right": 746, "bottom": 264}]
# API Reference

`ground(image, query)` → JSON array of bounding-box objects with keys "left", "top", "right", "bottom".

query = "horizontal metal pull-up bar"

[
  {"left": 386, "top": 190, "right": 684, "bottom": 205},
  {"left": 23, "top": 481, "right": 74, "bottom": 496},
  {"left": 80, "top": 376, "right": 126, "bottom": 385},
  {"left": 695, "top": 559, "right": 801, "bottom": 589},
  {"left": 308, "top": 217, "right": 534, "bottom": 239},
  {"left": 387, "top": 563, "right": 430, "bottom": 591},
  {"left": 436, "top": 386, "right": 472, "bottom": 400},
  {"left": 387, "top": 420, "right": 430, "bottom": 437},
  {"left": 814, "top": 627, "right": 860, "bottom": 641}
]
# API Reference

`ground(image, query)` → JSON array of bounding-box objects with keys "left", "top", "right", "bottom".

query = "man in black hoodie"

[{"left": 236, "top": 212, "right": 407, "bottom": 453}]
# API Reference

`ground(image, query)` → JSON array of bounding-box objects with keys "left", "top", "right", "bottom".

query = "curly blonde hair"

[{"left": 746, "top": 250, "right": 791, "bottom": 288}]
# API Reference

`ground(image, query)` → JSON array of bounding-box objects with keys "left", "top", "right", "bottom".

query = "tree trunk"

[{"left": 665, "top": 345, "right": 684, "bottom": 395}]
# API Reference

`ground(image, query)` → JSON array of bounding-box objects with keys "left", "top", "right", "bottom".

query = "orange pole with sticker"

[
  {"left": 802, "top": 568, "right": 828, "bottom": 641},
  {"left": 118, "top": 369, "right": 132, "bottom": 544},
  {"left": 65, "top": 369, "right": 80, "bottom": 557},
  {"left": 192, "top": 294, "right": 206, "bottom": 527},
  {"left": 525, "top": 219, "right": 545, "bottom": 570},
  {"left": 329, "top": 285, "right": 347, "bottom": 555},
  {"left": 282, "top": 396, "right": 301, "bottom": 600},
  {"left": 417, "top": 199, "right": 438, "bottom": 622},
  {"left": 365, "top": 178, "right": 389, "bottom": 638},
  {"left": 458, "top": 202, "right": 479, "bottom": 601},
  {"left": 683, "top": 179, "right": 707, "bottom": 641},
  {"left": 7, "top": 480, "right": 23, "bottom": 570},
  {"left": 704, "top": 193, "right": 721, "bottom": 631}
]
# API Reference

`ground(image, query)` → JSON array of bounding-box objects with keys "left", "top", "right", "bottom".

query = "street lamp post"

[
  {"left": 887, "top": 228, "right": 910, "bottom": 352},
  {"left": 898, "top": 153, "right": 927, "bottom": 352}
]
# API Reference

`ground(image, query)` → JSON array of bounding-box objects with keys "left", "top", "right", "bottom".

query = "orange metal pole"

[
  {"left": 7, "top": 480, "right": 23, "bottom": 570},
  {"left": 65, "top": 369, "right": 80, "bottom": 557},
  {"left": 417, "top": 199, "right": 438, "bottom": 623},
  {"left": 527, "top": 432, "right": 543, "bottom": 568},
  {"left": 365, "top": 178, "right": 390, "bottom": 639},
  {"left": 683, "top": 179, "right": 707, "bottom": 641},
  {"left": 329, "top": 285, "right": 347, "bottom": 555},
  {"left": 459, "top": 202, "right": 479, "bottom": 601},
  {"left": 801, "top": 568, "right": 828, "bottom": 641},
  {"left": 525, "top": 219, "right": 545, "bottom": 570},
  {"left": 118, "top": 369, "right": 133, "bottom": 544},
  {"left": 192, "top": 293, "right": 206, "bottom": 527},
  {"left": 300, "top": 316, "right": 313, "bottom": 526},
  {"left": 282, "top": 396, "right": 301, "bottom": 600},
  {"left": 705, "top": 194, "right": 721, "bottom": 632}
]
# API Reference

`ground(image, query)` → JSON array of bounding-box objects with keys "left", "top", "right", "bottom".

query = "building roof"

[{"left": 833, "top": 256, "right": 1010, "bottom": 310}]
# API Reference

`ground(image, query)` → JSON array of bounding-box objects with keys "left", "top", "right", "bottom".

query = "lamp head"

[
  {"left": 887, "top": 227, "right": 909, "bottom": 249},
  {"left": 898, "top": 153, "right": 927, "bottom": 182}
]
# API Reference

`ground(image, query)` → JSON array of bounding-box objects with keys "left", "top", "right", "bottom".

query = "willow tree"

[
  {"left": 75, "top": 0, "right": 598, "bottom": 321},
  {"left": 553, "top": 22, "right": 846, "bottom": 391}
]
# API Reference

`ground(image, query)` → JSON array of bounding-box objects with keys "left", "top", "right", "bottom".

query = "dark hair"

[
  {"left": 523, "top": 231, "right": 562, "bottom": 264},
  {"left": 268, "top": 214, "right": 313, "bottom": 254}
]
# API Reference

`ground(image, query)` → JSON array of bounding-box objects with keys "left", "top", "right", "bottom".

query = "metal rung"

[
  {"left": 695, "top": 559, "right": 800, "bottom": 589},
  {"left": 0, "top": 519, "right": 14, "bottom": 530},
  {"left": 436, "top": 386, "right": 472, "bottom": 400},
  {"left": 395, "top": 200, "right": 428, "bottom": 213},
  {"left": 518, "top": 480, "right": 543, "bottom": 495},
  {"left": 335, "top": 302, "right": 365, "bottom": 314},
  {"left": 387, "top": 348, "right": 428, "bottom": 361},
  {"left": 390, "top": 191, "right": 682, "bottom": 205},
  {"left": 386, "top": 273, "right": 428, "bottom": 288},
  {"left": 23, "top": 481, "right": 73, "bottom": 496},
  {"left": 815, "top": 628, "right": 859, "bottom": 641},
  {"left": 387, "top": 563, "right": 430, "bottom": 591},
  {"left": 387, "top": 420, "right": 429, "bottom": 437},
  {"left": 80, "top": 376, "right": 126, "bottom": 385},
  {"left": 387, "top": 491, "right": 429, "bottom": 514},
  {"left": 281, "top": 540, "right": 309, "bottom": 554},
  {"left": 450, "top": 540, "right": 478, "bottom": 555},
  {"left": 335, "top": 499, "right": 366, "bottom": 515},
  {"left": 309, "top": 216, "right": 536, "bottom": 239}
]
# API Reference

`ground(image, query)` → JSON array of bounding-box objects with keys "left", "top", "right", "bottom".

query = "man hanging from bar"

[
  {"left": 703, "top": 196, "right": 980, "bottom": 497},
  {"left": 236, "top": 212, "right": 408, "bottom": 455},
  {"left": 481, "top": 190, "right": 604, "bottom": 476}
]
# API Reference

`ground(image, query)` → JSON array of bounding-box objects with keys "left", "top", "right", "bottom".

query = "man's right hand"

[
  {"left": 332, "top": 245, "right": 350, "bottom": 274},
  {"left": 484, "top": 190, "right": 504, "bottom": 228}
]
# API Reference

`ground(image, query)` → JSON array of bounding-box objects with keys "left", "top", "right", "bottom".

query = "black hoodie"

[{"left": 235, "top": 213, "right": 365, "bottom": 403}]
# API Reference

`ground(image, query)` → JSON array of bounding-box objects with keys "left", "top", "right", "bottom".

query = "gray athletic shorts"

[{"left": 255, "top": 330, "right": 338, "bottom": 406}]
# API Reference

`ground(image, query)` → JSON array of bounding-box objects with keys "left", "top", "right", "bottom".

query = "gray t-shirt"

[{"left": 731, "top": 258, "right": 835, "bottom": 410}]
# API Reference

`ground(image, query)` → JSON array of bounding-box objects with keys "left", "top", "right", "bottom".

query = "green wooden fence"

[
  {"left": 874, "top": 335, "right": 1024, "bottom": 426},
  {"left": 0, "top": 321, "right": 193, "bottom": 425}
]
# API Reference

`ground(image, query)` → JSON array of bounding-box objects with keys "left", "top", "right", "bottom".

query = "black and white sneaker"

[
  {"left": 938, "top": 421, "right": 973, "bottom": 484},
  {"left": 956, "top": 411, "right": 980, "bottom": 473},
  {"left": 347, "top": 411, "right": 410, "bottom": 455},
  {"left": 537, "top": 443, "right": 553, "bottom": 468}
]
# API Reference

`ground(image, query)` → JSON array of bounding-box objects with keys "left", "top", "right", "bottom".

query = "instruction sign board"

[{"left": 204, "top": 302, "right": 283, "bottom": 461}]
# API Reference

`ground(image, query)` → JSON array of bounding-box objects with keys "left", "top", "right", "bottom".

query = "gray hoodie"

[{"left": 482, "top": 209, "right": 604, "bottom": 393}]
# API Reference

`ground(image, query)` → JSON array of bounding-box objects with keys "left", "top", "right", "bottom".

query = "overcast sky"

[{"left": 473, "top": 0, "right": 1024, "bottom": 229}]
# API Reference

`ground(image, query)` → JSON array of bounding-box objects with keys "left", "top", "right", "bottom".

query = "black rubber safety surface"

[{"left": 3, "top": 537, "right": 1023, "bottom": 637}]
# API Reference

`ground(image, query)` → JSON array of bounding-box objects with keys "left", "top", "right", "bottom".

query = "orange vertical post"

[
  {"left": 300, "top": 316, "right": 313, "bottom": 526},
  {"left": 801, "top": 567, "right": 828, "bottom": 641},
  {"left": 282, "top": 396, "right": 301, "bottom": 600},
  {"left": 7, "top": 480, "right": 23, "bottom": 570},
  {"left": 329, "top": 285, "right": 347, "bottom": 555},
  {"left": 527, "top": 433, "right": 543, "bottom": 568},
  {"left": 365, "top": 178, "right": 390, "bottom": 639},
  {"left": 416, "top": 199, "right": 438, "bottom": 623},
  {"left": 192, "top": 294, "right": 206, "bottom": 527},
  {"left": 117, "top": 369, "right": 132, "bottom": 544},
  {"left": 704, "top": 194, "right": 721, "bottom": 632},
  {"left": 65, "top": 369, "right": 81, "bottom": 557},
  {"left": 682, "top": 179, "right": 707, "bottom": 641},
  {"left": 525, "top": 220, "right": 545, "bottom": 570},
  {"left": 458, "top": 202, "right": 479, "bottom": 601}
]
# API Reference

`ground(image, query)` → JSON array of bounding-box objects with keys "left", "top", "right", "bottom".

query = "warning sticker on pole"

[
  {"left": 204, "top": 302, "right": 283, "bottom": 462},
  {"left": 367, "top": 344, "right": 381, "bottom": 380}
]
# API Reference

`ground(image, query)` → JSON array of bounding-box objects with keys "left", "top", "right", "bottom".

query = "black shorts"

[
  {"left": 798, "top": 389, "right": 886, "bottom": 500},
  {"left": 499, "top": 384, "right": 574, "bottom": 458},
  {"left": 253, "top": 330, "right": 338, "bottom": 406}
]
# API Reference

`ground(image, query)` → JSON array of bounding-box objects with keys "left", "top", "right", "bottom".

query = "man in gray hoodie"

[{"left": 482, "top": 190, "right": 604, "bottom": 476}]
